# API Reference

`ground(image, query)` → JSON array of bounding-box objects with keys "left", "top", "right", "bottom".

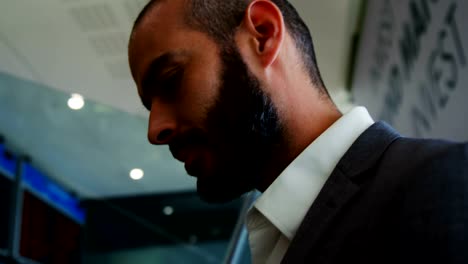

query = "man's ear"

[{"left": 241, "top": 0, "right": 284, "bottom": 67}]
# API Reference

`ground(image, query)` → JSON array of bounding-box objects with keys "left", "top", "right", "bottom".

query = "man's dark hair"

[{"left": 133, "top": 0, "right": 327, "bottom": 93}]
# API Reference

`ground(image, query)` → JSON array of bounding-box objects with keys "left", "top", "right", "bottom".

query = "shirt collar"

[{"left": 248, "top": 106, "right": 374, "bottom": 240}]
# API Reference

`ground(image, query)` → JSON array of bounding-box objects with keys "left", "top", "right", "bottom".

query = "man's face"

[{"left": 129, "top": 1, "right": 286, "bottom": 203}]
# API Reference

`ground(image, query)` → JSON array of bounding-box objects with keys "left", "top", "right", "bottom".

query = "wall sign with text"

[{"left": 352, "top": 0, "right": 467, "bottom": 141}]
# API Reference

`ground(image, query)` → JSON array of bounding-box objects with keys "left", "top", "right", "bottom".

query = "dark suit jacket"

[{"left": 281, "top": 122, "right": 468, "bottom": 264}]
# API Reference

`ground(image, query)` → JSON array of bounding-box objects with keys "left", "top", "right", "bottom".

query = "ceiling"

[{"left": 0, "top": 0, "right": 362, "bottom": 198}]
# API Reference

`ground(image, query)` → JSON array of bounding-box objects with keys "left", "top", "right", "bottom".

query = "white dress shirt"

[{"left": 246, "top": 107, "right": 374, "bottom": 264}]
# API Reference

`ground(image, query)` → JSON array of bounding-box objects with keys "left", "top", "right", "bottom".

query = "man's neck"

[{"left": 256, "top": 98, "right": 342, "bottom": 193}]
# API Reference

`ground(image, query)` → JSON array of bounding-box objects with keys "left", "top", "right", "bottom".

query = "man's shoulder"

[
  {"left": 350, "top": 124, "right": 468, "bottom": 190},
  {"left": 376, "top": 136, "right": 468, "bottom": 202},
  {"left": 385, "top": 136, "right": 468, "bottom": 167},
  {"left": 356, "top": 121, "right": 467, "bottom": 167}
]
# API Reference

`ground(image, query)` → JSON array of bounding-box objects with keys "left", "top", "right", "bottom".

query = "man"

[{"left": 128, "top": 0, "right": 468, "bottom": 263}]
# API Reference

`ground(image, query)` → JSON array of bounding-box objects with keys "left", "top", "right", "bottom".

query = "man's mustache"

[{"left": 169, "top": 128, "right": 209, "bottom": 157}]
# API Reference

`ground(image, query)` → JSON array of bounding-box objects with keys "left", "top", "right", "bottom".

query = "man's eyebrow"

[{"left": 139, "top": 52, "right": 184, "bottom": 110}]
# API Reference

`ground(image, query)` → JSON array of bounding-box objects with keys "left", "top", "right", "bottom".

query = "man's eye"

[
  {"left": 159, "top": 70, "right": 183, "bottom": 96},
  {"left": 162, "top": 73, "right": 180, "bottom": 89}
]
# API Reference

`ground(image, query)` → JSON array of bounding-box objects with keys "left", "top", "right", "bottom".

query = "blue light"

[
  {"left": 0, "top": 143, "right": 16, "bottom": 179},
  {"left": 22, "top": 163, "right": 86, "bottom": 224},
  {"left": 0, "top": 143, "right": 86, "bottom": 224}
]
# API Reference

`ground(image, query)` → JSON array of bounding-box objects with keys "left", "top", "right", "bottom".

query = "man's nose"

[{"left": 147, "top": 101, "right": 177, "bottom": 145}]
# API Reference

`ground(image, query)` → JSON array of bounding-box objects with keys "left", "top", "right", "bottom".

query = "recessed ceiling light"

[
  {"left": 67, "top": 93, "right": 85, "bottom": 110},
  {"left": 163, "top": 206, "right": 174, "bottom": 216},
  {"left": 130, "top": 168, "right": 144, "bottom": 180}
]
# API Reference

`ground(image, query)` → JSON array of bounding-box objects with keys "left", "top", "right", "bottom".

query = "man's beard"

[{"left": 195, "top": 45, "right": 287, "bottom": 203}]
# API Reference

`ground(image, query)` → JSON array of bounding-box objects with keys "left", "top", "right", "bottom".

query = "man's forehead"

[
  {"left": 134, "top": 0, "right": 186, "bottom": 33},
  {"left": 129, "top": 0, "right": 188, "bottom": 76}
]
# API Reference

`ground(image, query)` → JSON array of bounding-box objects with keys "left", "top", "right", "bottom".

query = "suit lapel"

[{"left": 281, "top": 122, "right": 400, "bottom": 263}]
